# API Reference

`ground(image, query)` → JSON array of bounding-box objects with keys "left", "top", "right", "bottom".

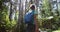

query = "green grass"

[
  {"left": 52, "top": 27, "right": 60, "bottom": 32},
  {"left": 52, "top": 30, "right": 60, "bottom": 32}
]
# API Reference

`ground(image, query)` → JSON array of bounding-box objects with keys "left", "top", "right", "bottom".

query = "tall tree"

[
  {"left": 9, "top": 0, "right": 13, "bottom": 21},
  {"left": 16, "top": 0, "right": 24, "bottom": 32}
]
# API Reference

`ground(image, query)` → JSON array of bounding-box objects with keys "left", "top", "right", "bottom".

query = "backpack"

[{"left": 24, "top": 10, "right": 34, "bottom": 24}]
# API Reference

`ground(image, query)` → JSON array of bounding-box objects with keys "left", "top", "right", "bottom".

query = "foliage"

[
  {"left": 0, "top": 0, "right": 17, "bottom": 31},
  {"left": 41, "top": 0, "right": 52, "bottom": 18},
  {"left": 0, "top": 6, "right": 17, "bottom": 29},
  {"left": 38, "top": 0, "right": 60, "bottom": 31}
]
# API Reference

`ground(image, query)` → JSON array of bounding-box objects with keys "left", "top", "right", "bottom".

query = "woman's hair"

[{"left": 30, "top": 5, "right": 35, "bottom": 10}]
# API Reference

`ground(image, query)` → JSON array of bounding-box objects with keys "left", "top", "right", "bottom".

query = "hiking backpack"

[{"left": 24, "top": 10, "right": 34, "bottom": 24}]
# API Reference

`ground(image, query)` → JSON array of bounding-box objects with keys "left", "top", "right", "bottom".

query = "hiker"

[{"left": 24, "top": 4, "right": 38, "bottom": 32}]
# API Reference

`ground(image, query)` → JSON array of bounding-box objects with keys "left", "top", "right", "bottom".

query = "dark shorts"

[{"left": 26, "top": 23, "right": 35, "bottom": 32}]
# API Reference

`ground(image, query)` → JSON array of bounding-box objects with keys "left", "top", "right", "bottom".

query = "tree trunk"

[
  {"left": 9, "top": 0, "right": 13, "bottom": 21},
  {"left": 16, "top": 0, "right": 23, "bottom": 32}
]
